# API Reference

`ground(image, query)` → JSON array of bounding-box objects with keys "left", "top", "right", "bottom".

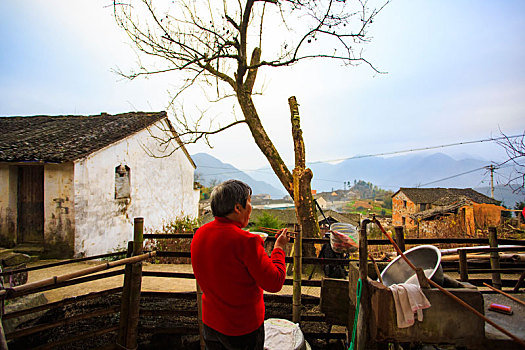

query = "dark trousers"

[{"left": 202, "top": 323, "right": 264, "bottom": 350}]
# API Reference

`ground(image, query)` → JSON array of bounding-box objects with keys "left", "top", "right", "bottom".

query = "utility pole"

[{"left": 489, "top": 165, "right": 495, "bottom": 199}]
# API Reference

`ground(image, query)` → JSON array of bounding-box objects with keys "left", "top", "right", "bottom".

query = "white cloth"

[
  {"left": 264, "top": 319, "right": 300, "bottom": 350},
  {"left": 389, "top": 283, "right": 431, "bottom": 328}
]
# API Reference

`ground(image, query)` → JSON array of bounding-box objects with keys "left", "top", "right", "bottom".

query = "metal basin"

[{"left": 380, "top": 245, "right": 443, "bottom": 287}]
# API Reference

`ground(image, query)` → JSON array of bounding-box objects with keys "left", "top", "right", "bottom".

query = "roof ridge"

[{"left": 0, "top": 111, "right": 169, "bottom": 163}]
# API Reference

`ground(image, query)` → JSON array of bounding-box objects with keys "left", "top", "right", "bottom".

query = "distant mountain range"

[
  {"left": 192, "top": 152, "right": 523, "bottom": 208},
  {"left": 192, "top": 153, "right": 286, "bottom": 198}
]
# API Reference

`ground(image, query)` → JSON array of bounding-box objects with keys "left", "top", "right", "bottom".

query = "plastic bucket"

[
  {"left": 264, "top": 318, "right": 310, "bottom": 350},
  {"left": 329, "top": 222, "right": 359, "bottom": 254}
]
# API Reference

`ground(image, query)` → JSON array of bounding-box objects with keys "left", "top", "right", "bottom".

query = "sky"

[{"left": 1, "top": 1, "right": 524, "bottom": 179}]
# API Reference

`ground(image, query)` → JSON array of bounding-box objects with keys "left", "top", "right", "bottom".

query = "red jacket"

[{"left": 191, "top": 217, "right": 286, "bottom": 336}]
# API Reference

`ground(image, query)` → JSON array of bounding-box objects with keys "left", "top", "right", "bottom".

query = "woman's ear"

[{"left": 233, "top": 203, "right": 242, "bottom": 213}]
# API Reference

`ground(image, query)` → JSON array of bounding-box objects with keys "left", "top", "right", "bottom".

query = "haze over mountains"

[{"left": 192, "top": 152, "right": 523, "bottom": 207}]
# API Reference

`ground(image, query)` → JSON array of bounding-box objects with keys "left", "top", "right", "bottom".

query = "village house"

[
  {"left": 392, "top": 187, "right": 503, "bottom": 237},
  {"left": 314, "top": 189, "right": 357, "bottom": 212},
  {"left": 0, "top": 112, "right": 200, "bottom": 258}
]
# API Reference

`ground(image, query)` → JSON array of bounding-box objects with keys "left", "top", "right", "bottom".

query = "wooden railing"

[
  {"left": 2, "top": 221, "right": 523, "bottom": 349},
  {"left": 1, "top": 218, "right": 153, "bottom": 350}
]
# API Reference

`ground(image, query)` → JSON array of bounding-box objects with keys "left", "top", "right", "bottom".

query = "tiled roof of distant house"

[
  {"left": 393, "top": 188, "right": 500, "bottom": 206},
  {"left": 0, "top": 111, "right": 190, "bottom": 164}
]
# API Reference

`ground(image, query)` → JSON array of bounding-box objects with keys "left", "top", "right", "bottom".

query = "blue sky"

[{"left": 1, "top": 1, "right": 524, "bottom": 174}]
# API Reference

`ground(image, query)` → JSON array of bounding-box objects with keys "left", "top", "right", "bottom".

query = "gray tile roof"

[
  {"left": 0, "top": 112, "right": 166, "bottom": 163},
  {"left": 394, "top": 187, "right": 500, "bottom": 206}
]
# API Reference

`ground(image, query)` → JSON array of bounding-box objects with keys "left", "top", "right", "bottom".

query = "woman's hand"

[{"left": 274, "top": 228, "right": 294, "bottom": 251}]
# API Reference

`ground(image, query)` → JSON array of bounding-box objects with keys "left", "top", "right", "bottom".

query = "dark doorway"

[{"left": 17, "top": 166, "right": 44, "bottom": 244}]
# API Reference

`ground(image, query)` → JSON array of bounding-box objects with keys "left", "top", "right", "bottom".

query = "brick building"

[{"left": 392, "top": 188, "right": 502, "bottom": 236}]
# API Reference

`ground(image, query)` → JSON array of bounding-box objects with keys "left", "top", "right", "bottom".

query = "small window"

[
  {"left": 403, "top": 200, "right": 407, "bottom": 208},
  {"left": 115, "top": 165, "right": 130, "bottom": 199},
  {"left": 402, "top": 216, "right": 406, "bottom": 226}
]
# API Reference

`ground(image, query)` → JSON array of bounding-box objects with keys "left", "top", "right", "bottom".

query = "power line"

[
  {"left": 198, "top": 134, "right": 522, "bottom": 173},
  {"left": 417, "top": 167, "right": 487, "bottom": 187},
  {"left": 195, "top": 134, "right": 523, "bottom": 187},
  {"left": 306, "top": 134, "right": 523, "bottom": 165},
  {"left": 417, "top": 163, "right": 515, "bottom": 188}
]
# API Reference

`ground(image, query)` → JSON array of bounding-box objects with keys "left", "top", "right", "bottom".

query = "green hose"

[{"left": 349, "top": 278, "right": 362, "bottom": 350}]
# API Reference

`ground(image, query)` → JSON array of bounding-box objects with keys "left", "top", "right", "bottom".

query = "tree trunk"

[
  {"left": 236, "top": 80, "right": 319, "bottom": 247},
  {"left": 288, "top": 96, "right": 320, "bottom": 246},
  {"left": 236, "top": 90, "right": 294, "bottom": 196}
]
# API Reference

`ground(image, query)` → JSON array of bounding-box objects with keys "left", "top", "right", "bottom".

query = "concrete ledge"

[{"left": 371, "top": 283, "right": 485, "bottom": 347}]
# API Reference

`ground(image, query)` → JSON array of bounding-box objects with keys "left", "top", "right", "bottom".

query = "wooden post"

[
  {"left": 117, "top": 217, "right": 144, "bottom": 349},
  {"left": 513, "top": 270, "right": 525, "bottom": 292},
  {"left": 0, "top": 292, "right": 6, "bottom": 350},
  {"left": 0, "top": 322, "right": 8, "bottom": 350},
  {"left": 126, "top": 217, "right": 144, "bottom": 348},
  {"left": 196, "top": 282, "right": 205, "bottom": 350},
  {"left": 415, "top": 267, "right": 430, "bottom": 289},
  {"left": 459, "top": 249, "right": 469, "bottom": 282},
  {"left": 488, "top": 227, "right": 502, "bottom": 290},
  {"left": 117, "top": 241, "right": 134, "bottom": 347},
  {"left": 394, "top": 226, "right": 405, "bottom": 254},
  {"left": 356, "top": 219, "right": 371, "bottom": 350},
  {"left": 289, "top": 96, "right": 313, "bottom": 324}
]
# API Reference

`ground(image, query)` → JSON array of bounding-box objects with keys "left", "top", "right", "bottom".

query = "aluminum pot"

[{"left": 380, "top": 245, "right": 444, "bottom": 287}]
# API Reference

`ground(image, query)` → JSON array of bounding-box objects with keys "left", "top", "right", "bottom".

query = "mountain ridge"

[{"left": 192, "top": 152, "right": 522, "bottom": 207}]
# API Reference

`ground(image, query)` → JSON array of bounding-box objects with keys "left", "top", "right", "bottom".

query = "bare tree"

[
  {"left": 496, "top": 131, "right": 525, "bottom": 194},
  {"left": 112, "top": 0, "right": 388, "bottom": 243}
]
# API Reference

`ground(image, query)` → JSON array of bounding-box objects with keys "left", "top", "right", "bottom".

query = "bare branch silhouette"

[{"left": 495, "top": 131, "right": 525, "bottom": 194}]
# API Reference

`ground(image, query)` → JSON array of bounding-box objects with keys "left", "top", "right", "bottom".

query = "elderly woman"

[{"left": 191, "top": 179, "right": 291, "bottom": 350}]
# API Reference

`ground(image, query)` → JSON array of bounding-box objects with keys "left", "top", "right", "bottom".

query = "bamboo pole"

[
  {"left": 442, "top": 253, "right": 525, "bottom": 262},
  {"left": 0, "top": 251, "right": 155, "bottom": 298},
  {"left": 0, "top": 251, "right": 127, "bottom": 277},
  {"left": 356, "top": 219, "right": 371, "bottom": 350},
  {"left": 372, "top": 217, "right": 525, "bottom": 348},
  {"left": 292, "top": 211, "right": 302, "bottom": 323}
]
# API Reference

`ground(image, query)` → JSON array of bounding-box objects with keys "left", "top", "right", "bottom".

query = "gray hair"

[{"left": 210, "top": 180, "right": 252, "bottom": 217}]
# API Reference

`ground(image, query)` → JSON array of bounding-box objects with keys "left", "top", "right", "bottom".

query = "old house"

[
  {"left": 392, "top": 188, "right": 503, "bottom": 236},
  {"left": 0, "top": 112, "right": 199, "bottom": 258},
  {"left": 314, "top": 190, "right": 356, "bottom": 212}
]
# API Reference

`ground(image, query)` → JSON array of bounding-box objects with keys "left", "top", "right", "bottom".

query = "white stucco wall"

[{"left": 73, "top": 119, "right": 199, "bottom": 256}]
